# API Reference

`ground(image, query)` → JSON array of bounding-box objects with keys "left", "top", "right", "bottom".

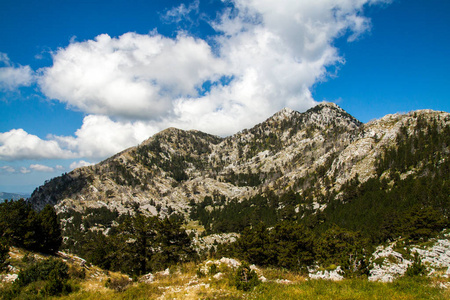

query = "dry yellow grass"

[{"left": 3, "top": 250, "right": 449, "bottom": 300}]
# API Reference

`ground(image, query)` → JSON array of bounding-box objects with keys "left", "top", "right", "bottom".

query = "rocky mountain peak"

[
  {"left": 316, "top": 101, "right": 340, "bottom": 109},
  {"left": 269, "top": 107, "right": 298, "bottom": 122},
  {"left": 28, "top": 104, "right": 450, "bottom": 220},
  {"left": 303, "top": 102, "right": 362, "bottom": 129}
]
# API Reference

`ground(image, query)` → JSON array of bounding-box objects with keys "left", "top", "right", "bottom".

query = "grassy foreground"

[
  {"left": 57, "top": 263, "right": 449, "bottom": 300},
  {"left": 2, "top": 250, "right": 449, "bottom": 300},
  {"left": 56, "top": 279, "right": 449, "bottom": 300}
]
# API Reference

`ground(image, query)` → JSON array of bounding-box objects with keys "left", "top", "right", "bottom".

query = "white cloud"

[
  {"left": 0, "top": 129, "right": 75, "bottom": 161},
  {"left": 159, "top": 0, "right": 383, "bottom": 134},
  {"left": 0, "top": 53, "right": 34, "bottom": 91},
  {"left": 69, "top": 160, "right": 93, "bottom": 170},
  {"left": 0, "top": 53, "right": 9, "bottom": 64},
  {"left": 20, "top": 167, "right": 31, "bottom": 174},
  {"left": 36, "top": 0, "right": 384, "bottom": 139},
  {"left": 29, "top": 164, "right": 54, "bottom": 172},
  {"left": 53, "top": 115, "right": 159, "bottom": 158},
  {"left": 39, "top": 32, "right": 225, "bottom": 119},
  {"left": 0, "top": 165, "right": 32, "bottom": 174},
  {"left": 0, "top": 166, "right": 16, "bottom": 173},
  {"left": 2, "top": 0, "right": 390, "bottom": 162},
  {"left": 163, "top": 0, "right": 200, "bottom": 23},
  {"left": 0, "top": 116, "right": 158, "bottom": 161}
]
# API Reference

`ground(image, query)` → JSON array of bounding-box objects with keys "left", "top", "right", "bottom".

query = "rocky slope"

[{"left": 29, "top": 103, "right": 450, "bottom": 218}]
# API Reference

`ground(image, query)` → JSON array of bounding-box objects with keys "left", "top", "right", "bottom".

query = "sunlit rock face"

[{"left": 29, "top": 103, "right": 450, "bottom": 220}]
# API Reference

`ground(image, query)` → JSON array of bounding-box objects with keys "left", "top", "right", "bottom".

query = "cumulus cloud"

[
  {"left": 39, "top": 32, "right": 225, "bottom": 119},
  {"left": 3, "top": 0, "right": 389, "bottom": 162},
  {"left": 158, "top": 0, "right": 386, "bottom": 134},
  {"left": 29, "top": 164, "right": 54, "bottom": 172},
  {"left": 36, "top": 0, "right": 384, "bottom": 139},
  {"left": 0, "top": 165, "right": 33, "bottom": 174},
  {"left": 0, "top": 129, "right": 75, "bottom": 161},
  {"left": 53, "top": 115, "right": 159, "bottom": 158},
  {"left": 0, "top": 116, "right": 158, "bottom": 161},
  {"left": 0, "top": 53, "right": 34, "bottom": 91},
  {"left": 69, "top": 160, "right": 93, "bottom": 170}
]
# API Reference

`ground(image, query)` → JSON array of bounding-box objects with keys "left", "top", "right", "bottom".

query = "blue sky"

[{"left": 0, "top": 0, "right": 449, "bottom": 194}]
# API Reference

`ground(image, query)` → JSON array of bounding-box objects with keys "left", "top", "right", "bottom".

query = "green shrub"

[
  {"left": 405, "top": 253, "right": 427, "bottom": 277},
  {"left": 233, "top": 262, "right": 260, "bottom": 291},
  {"left": 40, "top": 269, "right": 72, "bottom": 296},
  {"left": 209, "top": 263, "right": 218, "bottom": 275},
  {"left": 14, "top": 257, "right": 71, "bottom": 296},
  {"left": 0, "top": 239, "right": 9, "bottom": 272},
  {"left": 105, "top": 275, "right": 132, "bottom": 292},
  {"left": 68, "top": 264, "right": 86, "bottom": 279},
  {"left": 196, "top": 267, "right": 206, "bottom": 278}
]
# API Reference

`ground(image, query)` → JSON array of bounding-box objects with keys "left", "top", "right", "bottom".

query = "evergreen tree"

[
  {"left": 269, "top": 221, "right": 315, "bottom": 271},
  {"left": 402, "top": 206, "right": 447, "bottom": 242},
  {"left": 0, "top": 199, "right": 35, "bottom": 248},
  {"left": 316, "top": 225, "right": 369, "bottom": 278},
  {"left": 236, "top": 223, "right": 271, "bottom": 266},
  {"left": 38, "top": 205, "right": 62, "bottom": 253},
  {"left": 0, "top": 238, "right": 9, "bottom": 272},
  {"left": 81, "top": 231, "right": 116, "bottom": 270},
  {"left": 117, "top": 214, "right": 157, "bottom": 275},
  {"left": 152, "top": 218, "right": 197, "bottom": 270}
]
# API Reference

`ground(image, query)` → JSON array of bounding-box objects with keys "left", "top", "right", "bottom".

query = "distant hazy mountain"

[{"left": 0, "top": 192, "right": 30, "bottom": 201}]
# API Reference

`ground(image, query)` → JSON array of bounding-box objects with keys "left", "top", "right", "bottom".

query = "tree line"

[
  {"left": 59, "top": 209, "right": 196, "bottom": 276},
  {"left": 0, "top": 199, "right": 61, "bottom": 258},
  {"left": 217, "top": 222, "right": 370, "bottom": 278},
  {"left": 192, "top": 116, "right": 450, "bottom": 275}
]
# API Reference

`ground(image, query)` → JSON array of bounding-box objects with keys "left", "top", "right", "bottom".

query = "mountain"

[
  {"left": 22, "top": 102, "right": 450, "bottom": 282},
  {"left": 29, "top": 102, "right": 450, "bottom": 219},
  {"left": 0, "top": 192, "right": 30, "bottom": 202}
]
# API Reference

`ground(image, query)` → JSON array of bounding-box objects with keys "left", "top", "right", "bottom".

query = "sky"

[{"left": 0, "top": 0, "right": 449, "bottom": 194}]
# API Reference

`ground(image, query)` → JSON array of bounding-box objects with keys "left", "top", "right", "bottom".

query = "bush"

[
  {"left": 196, "top": 267, "right": 206, "bottom": 278},
  {"left": 233, "top": 262, "right": 260, "bottom": 291},
  {"left": 209, "top": 263, "right": 218, "bottom": 275},
  {"left": 14, "top": 257, "right": 71, "bottom": 296},
  {"left": 405, "top": 253, "right": 427, "bottom": 277},
  {"left": 68, "top": 264, "right": 86, "bottom": 279},
  {"left": 41, "top": 269, "right": 72, "bottom": 296},
  {"left": 316, "top": 225, "right": 370, "bottom": 278},
  {"left": 0, "top": 239, "right": 9, "bottom": 272},
  {"left": 105, "top": 275, "right": 132, "bottom": 292}
]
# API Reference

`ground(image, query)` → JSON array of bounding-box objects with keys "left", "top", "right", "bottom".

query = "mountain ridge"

[
  {"left": 0, "top": 192, "right": 30, "bottom": 201},
  {"left": 28, "top": 103, "right": 450, "bottom": 219}
]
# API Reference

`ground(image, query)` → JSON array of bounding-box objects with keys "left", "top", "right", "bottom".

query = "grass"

[
  {"left": 184, "top": 220, "right": 206, "bottom": 233},
  {"left": 50, "top": 264, "right": 449, "bottom": 300},
  {"left": 2, "top": 249, "right": 449, "bottom": 300},
  {"left": 51, "top": 277, "right": 449, "bottom": 300},
  {"left": 249, "top": 277, "right": 449, "bottom": 300}
]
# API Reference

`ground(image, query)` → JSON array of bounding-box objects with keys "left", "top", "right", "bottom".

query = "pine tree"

[
  {"left": 0, "top": 238, "right": 9, "bottom": 272},
  {"left": 38, "top": 205, "right": 62, "bottom": 253},
  {"left": 117, "top": 214, "right": 157, "bottom": 275},
  {"left": 316, "top": 225, "right": 369, "bottom": 278},
  {"left": 269, "top": 221, "right": 314, "bottom": 271},
  {"left": 153, "top": 218, "right": 196, "bottom": 270}
]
